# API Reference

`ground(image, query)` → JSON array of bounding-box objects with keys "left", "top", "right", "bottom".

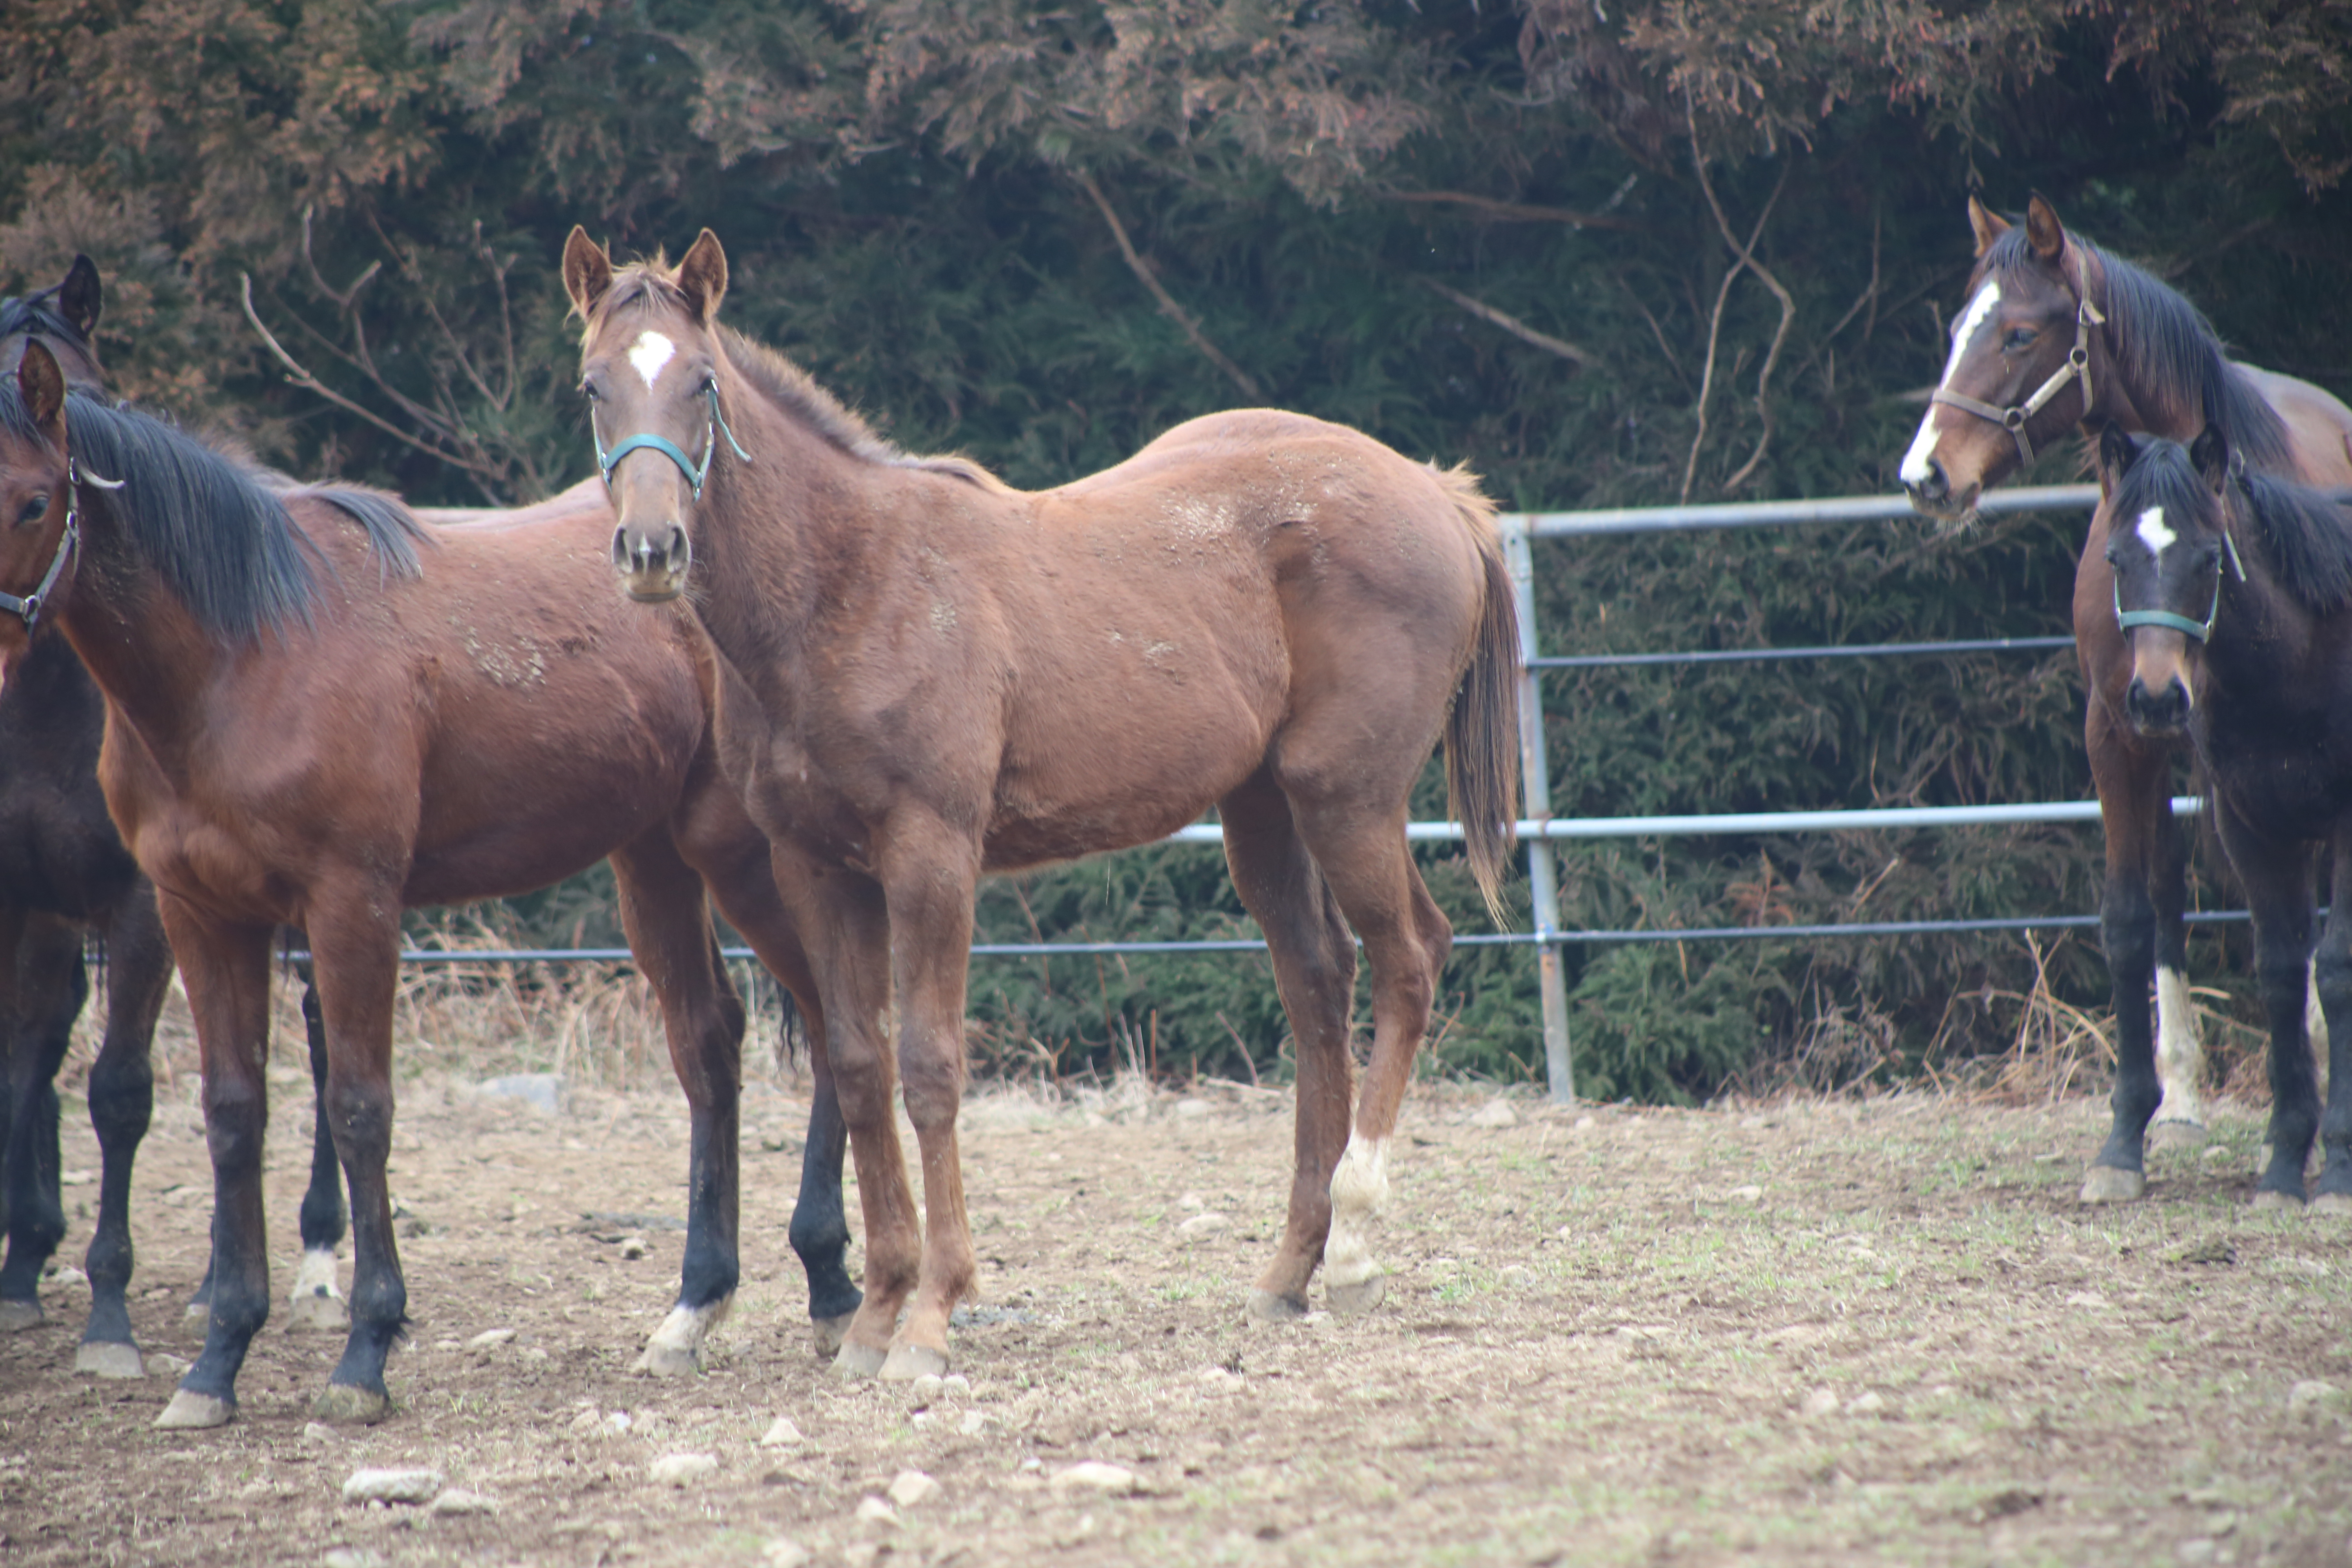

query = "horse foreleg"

[
  {"left": 2082, "top": 710, "right": 2167, "bottom": 1202},
  {"left": 0, "top": 913, "right": 82, "bottom": 1332},
  {"left": 2312, "top": 833, "right": 2352, "bottom": 1215},
  {"left": 2218, "top": 811, "right": 2321, "bottom": 1209},
  {"left": 285, "top": 966, "right": 350, "bottom": 1332},
  {"left": 76, "top": 883, "right": 168, "bottom": 1378},
  {"left": 2148, "top": 789, "right": 2210, "bottom": 1136},
  {"left": 153, "top": 901, "right": 273, "bottom": 1430},
  {"left": 303, "top": 893, "right": 407, "bottom": 1423},
  {"left": 613, "top": 836, "right": 745, "bottom": 1377}
]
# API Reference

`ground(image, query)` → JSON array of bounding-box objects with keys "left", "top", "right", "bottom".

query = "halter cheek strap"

[
  {"left": 1931, "top": 255, "right": 2107, "bottom": 468},
  {"left": 0, "top": 457, "right": 113, "bottom": 632},
  {"left": 592, "top": 383, "right": 753, "bottom": 500}
]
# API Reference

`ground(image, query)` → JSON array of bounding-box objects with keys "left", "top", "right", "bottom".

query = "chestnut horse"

[
  {"left": 1898, "top": 195, "right": 2352, "bottom": 1201},
  {"left": 0, "top": 261, "right": 350, "bottom": 1375},
  {"left": 2099, "top": 422, "right": 2352, "bottom": 1210},
  {"left": 0, "top": 340, "right": 858, "bottom": 1430},
  {"left": 562, "top": 228, "right": 1521, "bottom": 1379}
]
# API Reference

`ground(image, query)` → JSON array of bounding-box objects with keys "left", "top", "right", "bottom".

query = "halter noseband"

[
  {"left": 1931, "top": 253, "right": 2107, "bottom": 468},
  {"left": 592, "top": 382, "right": 752, "bottom": 500},
  {"left": 2114, "top": 575, "right": 2221, "bottom": 643},
  {"left": 0, "top": 457, "right": 113, "bottom": 632}
]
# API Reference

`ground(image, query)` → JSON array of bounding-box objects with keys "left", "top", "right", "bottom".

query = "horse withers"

[
  {"left": 0, "top": 339, "right": 858, "bottom": 1430},
  {"left": 2099, "top": 421, "right": 2352, "bottom": 1212},
  {"left": 1895, "top": 193, "right": 2352, "bottom": 1188},
  {"left": 561, "top": 226, "right": 1522, "bottom": 1379}
]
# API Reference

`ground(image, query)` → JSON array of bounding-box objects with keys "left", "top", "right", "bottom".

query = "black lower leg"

[
  {"left": 295, "top": 974, "right": 347, "bottom": 1258},
  {"left": 80, "top": 1030, "right": 154, "bottom": 1349},
  {"left": 678, "top": 1076, "right": 742, "bottom": 1314},
  {"left": 0, "top": 946, "right": 82, "bottom": 1310},
  {"left": 180, "top": 1090, "right": 270, "bottom": 1408},
  {"left": 2094, "top": 880, "right": 2160, "bottom": 1173},
  {"left": 327, "top": 1079, "right": 406, "bottom": 1400},
  {"left": 2261, "top": 954, "right": 2323, "bottom": 1200},
  {"left": 2317, "top": 944, "right": 2352, "bottom": 1200},
  {"left": 789, "top": 1076, "right": 862, "bottom": 1324}
]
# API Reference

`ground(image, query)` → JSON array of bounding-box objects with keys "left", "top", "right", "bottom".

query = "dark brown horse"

[
  {"left": 562, "top": 228, "right": 1521, "bottom": 1378},
  {"left": 1898, "top": 195, "right": 2352, "bottom": 1200},
  {"left": 0, "top": 261, "right": 350, "bottom": 1376},
  {"left": 0, "top": 339, "right": 858, "bottom": 1429},
  {"left": 2099, "top": 423, "right": 2352, "bottom": 1210}
]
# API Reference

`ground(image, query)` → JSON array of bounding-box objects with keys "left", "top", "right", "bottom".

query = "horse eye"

[
  {"left": 17, "top": 493, "right": 49, "bottom": 526},
  {"left": 2004, "top": 328, "right": 2036, "bottom": 350},
  {"left": 580, "top": 382, "right": 600, "bottom": 402}
]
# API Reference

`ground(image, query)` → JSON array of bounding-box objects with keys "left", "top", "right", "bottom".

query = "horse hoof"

[
  {"left": 2078, "top": 1167, "right": 2145, "bottom": 1205},
  {"left": 286, "top": 1290, "right": 350, "bottom": 1334},
  {"left": 0, "top": 1298, "right": 43, "bottom": 1333},
  {"left": 878, "top": 1343, "right": 949, "bottom": 1382},
  {"left": 634, "top": 1341, "right": 702, "bottom": 1378},
  {"left": 313, "top": 1383, "right": 392, "bottom": 1425},
  {"left": 154, "top": 1390, "right": 233, "bottom": 1430},
  {"left": 182, "top": 1301, "right": 211, "bottom": 1332},
  {"left": 2310, "top": 1193, "right": 2352, "bottom": 1218},
  {"left": 2251, "top": 1188, "right": 2307, "bottom": 1212},
  {"left": 832, "top": 1340, "right": 889, "bottom": 1381},
  {"left": 1245, "top": 1290, "right": 1309, "bottom": 1323},
  {"left": 75, "top": 1339, "right": 145, "bottom": 1379},
  {"left": 811, "top": 1311, "right": 858, "bottom": 1359},
  {"left": 2148, "top": 1119, "right": 2207, "bottom": 1149},
  {"left": 1326, "top": 1274, "right": 1387, "bottom": 1315}
]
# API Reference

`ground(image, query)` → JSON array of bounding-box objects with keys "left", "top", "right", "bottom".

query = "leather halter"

[
  {"left": 1931, "top": 254, "right": 2106, "bottom": 468},
  {"left": 2114, "top": 574, "right": 2220, "bottom": 643},
  {"left": 0, "top": 457, "right": 115, "bottom": 632},
  {"left": 592, "top": 382, "right": 751, "bottom": 500}
]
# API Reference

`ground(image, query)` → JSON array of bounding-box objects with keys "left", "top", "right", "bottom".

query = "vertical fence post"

[{"left": 1498, "top": 517, "right": 1574, "bottom": 1102}]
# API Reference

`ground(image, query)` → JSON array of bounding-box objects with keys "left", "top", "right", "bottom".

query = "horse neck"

[
  {"left": 2082, "top": 254, "right": 2202, "bottom": 445},
  {"left": 54, "top": 490, "right": 224, "bottom": 758}
]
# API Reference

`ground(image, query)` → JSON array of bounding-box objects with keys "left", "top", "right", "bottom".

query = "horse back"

[{"left": 2234, "top": 363, "right": 2352, "bottom": 487}]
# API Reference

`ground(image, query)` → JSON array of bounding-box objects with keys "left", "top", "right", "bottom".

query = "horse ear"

[
  {"left": 1967, "top": 195, "right": 2010, "bottom": 258},
  {"left": 17, "top": 339, "right": 67, "bottom": 439},
  {"left": 2024, "top": 193, "right": 2065, "bottom": 264},
  {"left": 2191, "top": 425, "right": 2231, "bottom": 493},
  {"left": 58, "top": 255, "right": 102, "bottom": 339},
  {"left": 2098, "top": 421, "right": 2138, "bottom": 494},
  {"left": 562, "top": 227, "right": 615, "bottom": 318},
  {"left": 676, "top": 229, "right": 728, "bottom": 325}
]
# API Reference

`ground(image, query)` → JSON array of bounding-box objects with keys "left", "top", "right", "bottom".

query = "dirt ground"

[{"left": 4, "top": 1036, "right": 2351, "bottom": 1567}]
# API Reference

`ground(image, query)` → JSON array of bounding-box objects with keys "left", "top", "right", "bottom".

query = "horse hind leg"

[
  {"left": 0, "top": 914, "right": 85, "bottom": 1332},
  {"left": 77, "top": 885, "right": 169, "bottom": 1378},
  {"left": 1219, "top": 771, "right": 1359, "bottom": 1322},
  {"left": 285, "top": 966, "right": 351, "bottom": 1332}
]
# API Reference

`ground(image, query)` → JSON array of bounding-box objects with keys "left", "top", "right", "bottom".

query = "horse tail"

[{"left": 1434, "top": 463, "right": 1523, "bottom": 929}]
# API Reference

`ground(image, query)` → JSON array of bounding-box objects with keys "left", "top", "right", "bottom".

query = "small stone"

[
  {"left": 476, "top": 1073, "right": 564, "bottom": 1114},
  {"left": 2176, "top": 1539, "right": 2218, "bottom": 1564},
  {"left": 1800, "top": 1388, "right": 1840, "bottom": 1418},
  {"left": 1572, "top": 1116, "right": 1595, "bottom": 1131},
  {"left": 46, "top": 1265, "right": 87, "bottom": 1289},
  {"left": 322, "top": 1551, "right": 385, "bottom": 1568},
  {"left": 886, "top": 1470, "right": 940, "bottom": 1509},
  {"left": 1499, "top": 1264, "right": 1534, "bottom": 1288},
  {"left": 428, "top": 1488, "right": 495, "bottom": 1517},
  {"left": 960, "top": 1409, "right": 992, "bottom": 1436},
  {"left": 1174, "top": 1098, "right": 1212, "bottom": 1119},
  {"left": 1175, "top": 1212, "right": 1229, "bottom": 1242},
  {"left": 2065, "top": 1291, "right": 2110, "bottom": 1311},
  {"left": 1848, "top": 1391, "right": 1887, "bottom": 1415},
  {"left": 1727, "top": 1185, "right": 1764, "bottom": 1202},
  {"left": 855, "top": 1495, "right": 898, "bottom": 1525},
  {"left": 907, "top": 1373, "right": 945, "bottom": 1406},
  {"left": 148, "top": 1352, "right": 191, "bottom": 1378},
  {"left": 762, "top": 1539, "right": 812, "bottom": 1568},
  {"left": 341, "top": 1468, "right": 443, "bottom": 1505},
  {"left": 648, "top": 1452, "right": 718, "bottom": 1488},
  {"left": 760, "top": 1415, "right": 805, "bottom": 1449},
  {"left": 2289, "top": 1379, "right": 2341, "bottom": 1410},
  {"left": 465, "top": 1328, "right": 516, "bottom": 1352},
  {"left": 2201, "top": 1145, "right": 2232, "bottom": 1164},
  {"left": 1197, "top": 1367, "right": 1242, "bottom": 1390},
  {"left": 943, "top": 1374, "right": 970, "bottom": 1396},
  {"left": 603, "top": 1411, "right": 633, "bottom": 1436},
  {"left": 1051, "top": 1461, "right": 1138, "bottom": 1495},
  {"left": 59, "top": 1167, "right": 94, "bottom": 1186},
  {"left": 1470, "top": 1100, "right": 1518, "bottom": 1129},
  {"left": 909, "top": 1411, "right": 937, "bottom": 1430},
  {"left": 1178, "top": 1192, "right": 1205, "bottom": 1211},
  {"left": 301, "top": 1421, "right": 340, "bottom": 1445},
  {"left": 618, "top": 1236, "right": 648, "bottom": 1261}
]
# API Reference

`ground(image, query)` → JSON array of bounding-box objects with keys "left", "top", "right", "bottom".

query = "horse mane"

[
  {"left": 0, "top": 285, "right": 92, "bottom": 358},
  {"left": 0, "top": 380, "right": 428, "bottom": 641},
  {"left": 1982, "top": 228, "right": 2295, "bottom": 474},
  {"left": 2234, "top": 468, "right": 2352, "bottom": 617}
]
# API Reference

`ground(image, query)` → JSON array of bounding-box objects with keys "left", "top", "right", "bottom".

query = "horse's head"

[
  {"left": 2099, "top": 422, "right": 2232, "bottom": 739},
  {"left": 564, "top": 226, "right": 742, "bottom": 603},
  {"left": 0, "top": 342, "right": 85, "bottom": 678},
  {"left": 1900, "top": 195, "right": 2106, "bottom": 523},
  {"left": 0, "top": 255, "right": 106, "bottom": 388}
]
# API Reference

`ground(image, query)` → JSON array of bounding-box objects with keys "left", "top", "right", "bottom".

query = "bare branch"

[
  {"left": 239, "top": 274, "right": 503, "bottom": 481},
  {"left": 300, "top": 206, "right": 382, "bottom": 311},
  {"left": 1698, "top": 157, "right": 1795, "bottom": 493},
  {"left": 1383, "top": 189, "right": 1652, "bottom": 235},
  {"left": 366, "top": 210, "right": 508, "bottom": 417},
  {"left": 1419, "top": 279, "right": 1596, "bottom": 369},
  {"left": 1074, "top": 171, "right": 1263, "bottom": 403}
]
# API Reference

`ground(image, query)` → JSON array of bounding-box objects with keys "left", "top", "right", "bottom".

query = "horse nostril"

[{"left": 610, "top": 526, "right": 631, "bottom": 569}]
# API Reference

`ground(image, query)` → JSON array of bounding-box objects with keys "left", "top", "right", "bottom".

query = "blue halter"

[
  {"left": 0, "top": 457, "right": 114, "bottom": 632},
  {"left": 592, "top": 382, "right": 752, "bottom": 499}
]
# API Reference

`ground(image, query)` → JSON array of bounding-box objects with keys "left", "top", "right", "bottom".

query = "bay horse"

[
  {"left": 1, "top": 261, "right": 350, "bottom": 1376},
  {"left": 0, "top": 339, "right": 860, "bottom": 1430},
  {"left": 2098, "top": 421, "right": 2352, "bottom": 1211},
  {"left": 561, "top": 227, "right": 1521, "bottom": 1378},
  {"left": 1897, "top": 194, "right": 2352, "bottom": 1200}
]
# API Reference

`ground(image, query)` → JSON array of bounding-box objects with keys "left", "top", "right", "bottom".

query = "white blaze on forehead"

[
  {"left": 628, "top": 330, "right": 677, "bottom": 389},
  {"left": 1900, "top": 280, "right": 2005, "bottom": 487},
  {"left": 2135, "top": 505, "right": 2177, "bottom": 557}
]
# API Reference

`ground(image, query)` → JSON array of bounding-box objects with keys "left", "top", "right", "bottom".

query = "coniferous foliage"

[{"left": 4, "top": 0, "right": 2348, "bottom": 1097}]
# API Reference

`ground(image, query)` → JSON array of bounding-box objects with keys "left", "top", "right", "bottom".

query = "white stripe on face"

[
  {"left": 628, "top": 330, "right": 677, "bottom": 389},
  {"left": 2135, "top": 505, "right": 2176, "bottom": 559},
  {"left": 1899, "top": 280, "right": 2004, "bottom": 487}
]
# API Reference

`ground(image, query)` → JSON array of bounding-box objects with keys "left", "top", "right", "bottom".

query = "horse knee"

[
  {"left": 898, "top": 1049, "right": 964, "bottom": 1130},
  {"left": 322, "top": 1078, "right": 393, "bottom": 1163},
  {"left": 85, "top": 1051, "right": 154, "bottom": 1147}
]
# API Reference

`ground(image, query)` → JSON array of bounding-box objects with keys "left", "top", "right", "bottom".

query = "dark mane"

[
  {"left": 2234, "top": 468, "right": 2352, "bottom": 617},
  {"left": 0, "top": 381, "right": 428, "bottom": 641},
  {"left": 1982, "top": 227, "right": 2295, "bottom": 474},
  {"left": 0, "top": 287, "right": 91, "bottom": 356}
]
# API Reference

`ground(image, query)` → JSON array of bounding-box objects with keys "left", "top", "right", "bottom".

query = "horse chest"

[{"left": 2200, "top": 710, "right": 2352, "bottom": 837}]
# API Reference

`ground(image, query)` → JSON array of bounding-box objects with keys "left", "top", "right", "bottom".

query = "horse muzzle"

[
  {"left": 612, "top": 520, "right": 692, "bottom": 602},
  {"left": 1901, "top": 461, "right": 1981, "bottom": 526},
  {"left": 2123, "top": 670, "right": 2192, "bottom": 738}
]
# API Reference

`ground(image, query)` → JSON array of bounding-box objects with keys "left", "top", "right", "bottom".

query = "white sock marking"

[
  {"left": 2152, "top": 966, "right": 2205, "bottom": 1123},
  {"left": 628, "top": 331, "right": 676, "bottom": 389},
  {"left": 1324, "top": 1134, "right": 1390, "bottom": 1289},
  {"left": 1900, "top": 280, "right": 2003, "bottom": 487},
  {"left": 290, "top": 1246, "right": 342, "bottom": 1301}
]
